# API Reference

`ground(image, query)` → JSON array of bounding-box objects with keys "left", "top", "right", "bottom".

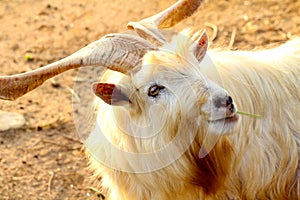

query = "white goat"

[
  {"left": 86, "top": 30, "right": 300, "bottom": 199},
  {"left": 0, "top": 0, "right": 299, "bottom": 199}
]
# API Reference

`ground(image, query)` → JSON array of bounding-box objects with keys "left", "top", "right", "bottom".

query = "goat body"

[{"left": 86, "top": 35, "right": 300, "bottom": 200}]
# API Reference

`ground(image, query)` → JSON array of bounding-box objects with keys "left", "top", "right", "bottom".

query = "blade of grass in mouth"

[{"left": 237, "top": 110, "right": 262, "bottom": 118}]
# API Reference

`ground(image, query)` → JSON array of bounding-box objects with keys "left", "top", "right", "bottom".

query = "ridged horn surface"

[
  {"left": 0, "top": 33, "right": 157, "bottom": 101},
  {"left": 127, "top": 0, "right": 204, "bottom": 44}
]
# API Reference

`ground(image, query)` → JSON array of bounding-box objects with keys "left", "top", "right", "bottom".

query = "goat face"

[{"left": 93, "top": 30, "right": 239, "bottom": 140}]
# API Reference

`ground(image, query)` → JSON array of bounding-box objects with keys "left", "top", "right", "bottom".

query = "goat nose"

[{"left": 215, "top": 96, "right": 234, "bottom": 110}]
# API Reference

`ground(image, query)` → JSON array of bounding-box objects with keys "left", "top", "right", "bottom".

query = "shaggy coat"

[{"left": 86, "top": 31, "right": 300, "bottom": 200}]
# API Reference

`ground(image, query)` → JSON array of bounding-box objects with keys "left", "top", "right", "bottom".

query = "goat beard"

[{"left": 184, "top": 132, "right": 234, "bottom": 195}]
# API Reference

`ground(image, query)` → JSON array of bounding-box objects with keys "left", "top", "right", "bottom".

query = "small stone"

[
  {"left": 51, "top": 79, "right": 61, "bottom": 88},
  {"left": 0, "top": 111, "right": 26, "bottom": 131},
  {"left": 11, "top": 43, "right": 19, "bottom": 51}
]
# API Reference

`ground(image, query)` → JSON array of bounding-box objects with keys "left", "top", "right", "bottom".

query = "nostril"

[
  {"left": 229, "top": 103, "right": 235, "bottom": 112},
  {"left": 226, "top": 96, "right": 233, "bottom": 106}
]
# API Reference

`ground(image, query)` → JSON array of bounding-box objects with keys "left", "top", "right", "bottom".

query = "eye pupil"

[{"left": 148, "top": 85, "right": 165, "bottom": 97}]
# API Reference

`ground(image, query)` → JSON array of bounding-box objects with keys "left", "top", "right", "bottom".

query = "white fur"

[{"left": 85, "top": 32, "right": 300, "bottom": 199}]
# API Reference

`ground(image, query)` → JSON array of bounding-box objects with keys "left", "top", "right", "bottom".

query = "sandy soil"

[{"left": 0, "top": 0, "right": 299, "bottom": 199}]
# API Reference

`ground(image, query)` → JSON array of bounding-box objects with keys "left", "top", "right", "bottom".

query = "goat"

[{"left": 0, "top": 0, "right": 299, "bottom": 199}]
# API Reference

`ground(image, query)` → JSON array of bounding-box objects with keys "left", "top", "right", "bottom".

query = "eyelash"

[{"left": 148, "top": 85, "right": 165, "bottom": 97}]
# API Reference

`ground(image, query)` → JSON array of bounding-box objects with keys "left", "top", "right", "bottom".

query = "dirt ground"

[{"left": 0, "top": 0, "right": 299, "bottom": 199}]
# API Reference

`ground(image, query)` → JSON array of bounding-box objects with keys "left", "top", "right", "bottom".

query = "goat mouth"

[
  {"left": 208, "top": 114, "right": 239, "bottom": 124},
  {"left": 206, "top": 114, "right": 239, "bottom": 134}
]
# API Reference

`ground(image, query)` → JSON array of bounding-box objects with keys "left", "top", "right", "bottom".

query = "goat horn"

[
  {"left": 0, "top": 33, "right": 157, "bottom": 101},
  {"left": 127, "top": 0, "right": 204, "bottom": 44}
]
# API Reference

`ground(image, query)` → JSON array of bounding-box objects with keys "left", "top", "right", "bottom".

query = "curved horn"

[
  {"left": 127, "top": 0, "right": 204, "bottom": 45},
  {"left": 0, "top": 34, "right": 157, "bottom": 101}
]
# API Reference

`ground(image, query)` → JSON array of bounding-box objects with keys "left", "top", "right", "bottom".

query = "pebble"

[{"left": 0, "top": 111, "right": 26, "bottom": 132}]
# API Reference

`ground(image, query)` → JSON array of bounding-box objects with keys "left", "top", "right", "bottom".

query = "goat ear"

[
  {"left": 92, "top": 83, "right": 131, "bottom": 106},
  {"left": 190, "top": 31, "right": 208, "bottom": 62}
]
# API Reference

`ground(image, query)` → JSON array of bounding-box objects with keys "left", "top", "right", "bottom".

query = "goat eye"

[{"left": 148, "top": 85, "right": 165, "bottom": 97}]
